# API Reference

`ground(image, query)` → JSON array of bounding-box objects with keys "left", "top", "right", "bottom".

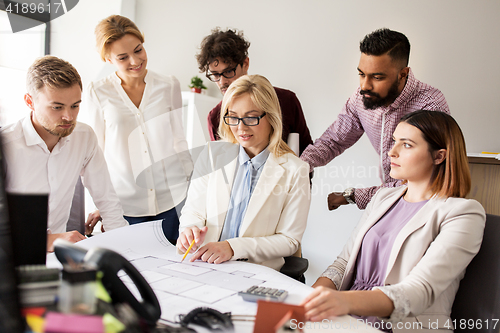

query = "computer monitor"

[
  {"left": 7, "top": 192, "right": 48, "bottom": 266},
  {"left": 0, "top": 135, "right": 25, "bottom": 332}
]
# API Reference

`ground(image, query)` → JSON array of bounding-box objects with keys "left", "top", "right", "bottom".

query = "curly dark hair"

[
  {"left": 196, "top": 27, "right": 250, "bottom": 73},
  {"left": 359, "top": 28, "right": 410, "bottom": 67}
]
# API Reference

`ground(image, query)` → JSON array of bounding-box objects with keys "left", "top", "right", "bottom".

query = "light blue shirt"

[{"left": 219, "top": 146, "right": 270, "bottom": 241}]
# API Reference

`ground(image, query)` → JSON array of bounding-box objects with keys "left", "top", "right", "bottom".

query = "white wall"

[
  {"left": 48, "top": 0, "right": 137, "bottom": 85},
  {"left": 43, "top": 0, "right": 500, "bottom": 283}
]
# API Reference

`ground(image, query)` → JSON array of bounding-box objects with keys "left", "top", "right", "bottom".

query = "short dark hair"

[
  {"left": 399, "top": 110, "right": 470, "bottom": 198},
  {"left": 360, "top": 28, "right": 410, "bottom": 67},
  {"left": 196, "top": 27, "right": 250, "bottom": 73}
]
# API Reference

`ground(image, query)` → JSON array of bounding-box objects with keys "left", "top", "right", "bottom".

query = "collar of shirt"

[
  {"left": 112, "top": 70, "right": 151, "bottom": 85},
  {"left": 219, "top": 145, "right": 270, "bottom": 241},
  {"left": 238, "top": 145, "right": 270, "bottom": 171},
  {"left": 21, "top": 115, "right": 70, "bottom": 152}
]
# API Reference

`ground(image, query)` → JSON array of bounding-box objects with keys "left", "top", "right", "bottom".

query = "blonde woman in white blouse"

[{"left": 85, "top": 15, "right": 193, "bottom": 244}]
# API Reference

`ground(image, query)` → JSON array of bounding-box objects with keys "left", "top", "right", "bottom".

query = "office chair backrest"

[
  {"left": 451, "top": 214, "right": 500, "bottom": 333},
  {"left": 280, "top": 255, "right": 308, "bottom": 284},
  {"left": 66, "top": 177, "right": 85, "bottom": 234}
]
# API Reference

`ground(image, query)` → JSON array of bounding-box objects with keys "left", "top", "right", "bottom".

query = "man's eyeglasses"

[
  {"left": 223, "top": 112, "right": 267, "bottom": 126},
  {"left": 206, "top": 65, "right": 239, "bottom": 82}
]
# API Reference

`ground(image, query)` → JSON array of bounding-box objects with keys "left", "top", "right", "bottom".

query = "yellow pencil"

[{"left": 181, "top": 239, "right": 196, "bottom": 262}]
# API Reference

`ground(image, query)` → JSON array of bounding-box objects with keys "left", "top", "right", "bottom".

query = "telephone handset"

[
  {"left": 179, "top": 307, "right": 234, "bottom": 331},
  {"left": 54, "top": 240, "right": 161, "bottom": 325}
]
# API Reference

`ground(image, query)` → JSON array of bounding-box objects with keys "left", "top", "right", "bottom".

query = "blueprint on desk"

[{"left": 46, "top": 221, "right": 313, "bottom": 322}]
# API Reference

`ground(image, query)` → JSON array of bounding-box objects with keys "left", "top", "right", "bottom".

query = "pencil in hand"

[{"left": 181, "top": 239, "right": 196, "bottom": 262}]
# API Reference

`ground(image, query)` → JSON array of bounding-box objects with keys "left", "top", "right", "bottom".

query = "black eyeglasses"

[
  {"left": 206, "top": 65, "right": 239, "bottom": 82},
  {"left": 223, "top": 112, "right": 267, "bottom": 126}
]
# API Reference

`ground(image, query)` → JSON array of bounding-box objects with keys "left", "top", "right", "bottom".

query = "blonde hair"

[
  {"left": 26, "top": 55, "right": 82, "bottom": 98},
  {"left": 95, "top": 15, "right": 144, "bottom": 61},
  {"left": 219, "top": 75, "right": 294, "bottom": 157}
]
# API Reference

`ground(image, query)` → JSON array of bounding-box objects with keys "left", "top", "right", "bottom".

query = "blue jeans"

[{"left": 124, "top": 203, "right": 183, "bottom": 245}]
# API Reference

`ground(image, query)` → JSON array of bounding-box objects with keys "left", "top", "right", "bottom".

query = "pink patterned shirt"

[{"left": 300, "top": 69, "right": 449, "bottom": 209}]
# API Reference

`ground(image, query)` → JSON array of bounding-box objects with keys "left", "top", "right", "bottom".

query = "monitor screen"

[
  {"left": 8, "top": 192, "right": 48, "bottom": 267},
  {"left": 0, "top": 134, "right": 24, "bottom": 332}
]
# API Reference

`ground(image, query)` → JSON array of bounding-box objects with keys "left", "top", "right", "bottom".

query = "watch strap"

[{"left": 343, "top": 188, "right": 356, "bottom": 205}]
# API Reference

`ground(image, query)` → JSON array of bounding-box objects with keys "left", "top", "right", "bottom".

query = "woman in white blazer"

[
  {"left": 85, "top": 15, "right": 193, "bottom": 243},
  {"left": 177, "top": 75, "right": 310, "bottom": 270},
  {"left": 302, "top": 110, "right": 485, "bottom": 332}
]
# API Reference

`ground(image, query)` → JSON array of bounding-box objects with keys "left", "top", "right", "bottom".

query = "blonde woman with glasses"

[{"left": 177, "top": 75, "right": 310, "bottom": 270}]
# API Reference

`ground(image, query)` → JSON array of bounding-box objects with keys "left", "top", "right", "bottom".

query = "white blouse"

[{"left": 85, "top": 71, "right": 193, "bottom": 217}]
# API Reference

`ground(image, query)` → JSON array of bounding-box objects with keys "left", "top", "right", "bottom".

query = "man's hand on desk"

[
  {"left": 177, "top": 225, "right": 208, "bottom": 253},
  {"left": 190, "top": 241, "right": 234, "bottom": 264},
  {"left": 327, "top": 192, "right": 349, "bottom": 210},
  {"left": 46, "top": 231, "right": 86, "bottom": 252},
  {"left": 85, "top": 210, "right": 103, "bottom": 235}
]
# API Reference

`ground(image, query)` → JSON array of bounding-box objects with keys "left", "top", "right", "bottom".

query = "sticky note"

[{"left": 44, "top": 312, "right": 103, "bottom": 333}]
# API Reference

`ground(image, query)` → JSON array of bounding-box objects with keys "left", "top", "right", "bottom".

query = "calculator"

[{"left": 238, "top": 285, "right": 288, "bottom": 302}]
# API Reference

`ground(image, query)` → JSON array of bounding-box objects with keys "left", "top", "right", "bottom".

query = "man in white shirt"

[{"left": 1, "top": 55, "right": 128, "bottom": 251}]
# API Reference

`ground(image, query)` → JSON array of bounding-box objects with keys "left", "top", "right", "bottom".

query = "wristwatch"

[{"left": 343, "top": 187, "right": 356, "bottom": 205}]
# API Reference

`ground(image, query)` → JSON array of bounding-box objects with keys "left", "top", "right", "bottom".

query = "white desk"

[{"left": 47, "top": 222, "right": 379, "bottom": 332}]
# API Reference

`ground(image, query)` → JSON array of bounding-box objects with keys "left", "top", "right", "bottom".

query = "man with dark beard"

[
  {"left": 0, "top": 56, "right": 128, "bottom": 251},
  {"left": 300, "top": 28, "right": 449, "bottom": 210}
]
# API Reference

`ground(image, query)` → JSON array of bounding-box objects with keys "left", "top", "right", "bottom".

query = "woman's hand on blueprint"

[
  {"left": 177, "top": 225, "right": 208, "bottom": 254},
  {"left": 189, "top": 240, "right": 234, "bottom": 264}
]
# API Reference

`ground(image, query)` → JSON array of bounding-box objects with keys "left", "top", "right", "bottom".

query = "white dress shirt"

[
  {"left": 85, "top": 71, "right": 193, "bottom": 217},
  {"left": 0, "top": 116, "right": 128, "bottom": 234}
]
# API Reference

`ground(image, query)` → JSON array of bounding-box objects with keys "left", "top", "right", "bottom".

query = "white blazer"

[
  {"left": 329, "top": 186, "right": 485, "bottom": 332},
  {"left": 179, "top": 142, "right": 311, "bottom": 270}
]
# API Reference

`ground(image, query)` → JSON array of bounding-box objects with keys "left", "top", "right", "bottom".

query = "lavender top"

[
  {"left": 350, "top": 196, "right": 427, "bottom": 331},
  {"left": 352, "top": 197, "right": 428, "bottom": 290}
]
